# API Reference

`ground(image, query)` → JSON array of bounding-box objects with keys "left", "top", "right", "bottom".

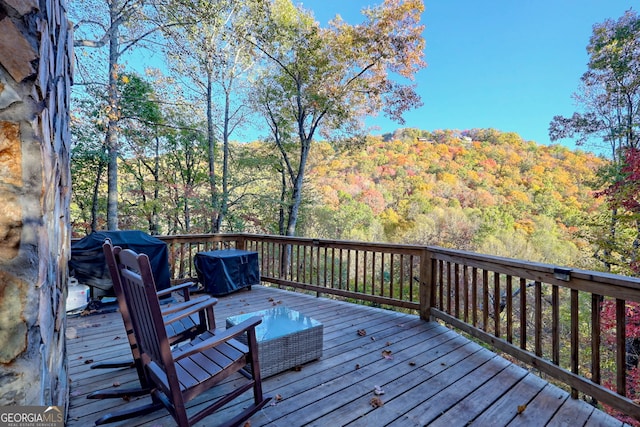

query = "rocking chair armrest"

[
  {"left": 160, "top": 294, "right": 214, "bottom": 315},
  {"left": 156, "top": 281, "right": 195, "bottom": 299},
  {"left": 162, "top": 298, "right": 218, "bottom": 325},
  {"left": 173, "top": 316, "right": 262, "bottom": 362}
]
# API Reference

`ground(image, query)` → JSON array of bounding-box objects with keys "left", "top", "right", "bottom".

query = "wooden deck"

[{"left": 66, "top": 285, "right": 626, "bottom": 427}]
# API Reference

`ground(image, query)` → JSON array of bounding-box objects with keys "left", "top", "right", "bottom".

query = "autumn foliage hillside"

[{"left": 300, "top": 128, "right": 608, "bottom": 270}]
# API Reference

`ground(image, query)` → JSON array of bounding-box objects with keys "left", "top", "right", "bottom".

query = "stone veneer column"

[{"left": 0, "top": 0, "right": 72, "bottom": 412}]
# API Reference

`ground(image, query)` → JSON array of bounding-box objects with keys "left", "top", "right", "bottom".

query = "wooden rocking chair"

[
  {"left": 101, "top": 246, "right": 270, "bottom": 426},
  {"left": 88, "top": 240, "right": 218, "bottom": 424}
]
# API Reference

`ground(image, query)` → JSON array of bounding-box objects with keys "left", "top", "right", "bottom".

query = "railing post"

[
  {"left": 236, "top": 233, "right": 247, "bottom": 251},
  {"left": 420, "top": 247, "right": 432, "bottom": 321}
]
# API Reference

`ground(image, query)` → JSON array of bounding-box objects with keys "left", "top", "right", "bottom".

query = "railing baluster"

[
  {"left": 302, "top": 245, "right": 308, "bottom": 284},
  {"left": 337, "top": 248, "right": 342, "bottom": 289},
  {"left": 371, "top": 251, "right": 376, "bottom": 296},
  {"left": 346, "top": 249, "right": 351, "bottom": 292},
  {"left": 552, "top": 284, "right": 560, "bottom": 365},
  {"left": 438, "top": 259, "right": 444, "bottom": 311},
  {"left": 571, "top": 289, "right": 579, "bottom": 399},
  {"left": 520, "top": 277, "right": 527, "bottom": 351},
  {"left": 506, "top": 275, "right": 512, "bottom": 343},
  {"left": 398, "top": 254, "right": 403, "bottom": 300},
  {"left": 494, "top": 272, "right": 500, "bottom": 338},
  {"left": 354, "top": 250, "right": 360, "bottom": 292},
  {"left": 535, "top": 281, "right": 542, "bottom": 357},
  {"left": 179, "top": 242, "right": 186, "bottom": 279},
  {"left": 260, "top": 241, "right": 266, "bottom": 278},
  {"left": 462, "top": 265, "right": 469, "bottom": 323},
  {"left": 316, "top": 245, "right": 321, "bottom": 288},
  {"left": 363, "top": 251, "right": 368, "bottom": 295},
  {"left": 330, "top": 247, "right": 335, "bottom": 289},
  {"left": 380, "top": 252, "right": 385, "bottom": 297},
  {"left": 592, "top": 293, "right": 601, "bottom": 388},
  {"left": 616, "top": 298, "right": 626, "bottom": 396},
  {"left": 482, "top": 269, "right": 489, "bottom": 332},
  {"left": 471, "top": 267, "right": 478, "bottom": 327},
  {"left": 454, "top": 263, "right": 460, "bottom": 319},
  {"left": 382, "top": 254, "right": 392, "bottom": 299}
]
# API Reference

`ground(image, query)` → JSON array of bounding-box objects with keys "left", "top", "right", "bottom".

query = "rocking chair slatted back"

[{"left": 118, "top": 251, "right": 173, "bottom": 370}]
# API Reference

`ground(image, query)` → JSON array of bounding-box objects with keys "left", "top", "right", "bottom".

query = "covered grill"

[{"left": 69, "top": 230, "right": 170, "bottom": 293}]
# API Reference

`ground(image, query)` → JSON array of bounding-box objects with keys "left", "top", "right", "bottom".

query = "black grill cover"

[
  {"left": 69, "top": 230, "right": 170, "bottom": 292},
  {"left": 195, "top": 249, "right": 259, "bottom": 296}
]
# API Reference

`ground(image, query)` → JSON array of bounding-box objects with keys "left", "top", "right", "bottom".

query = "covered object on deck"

[{"left": 69, "top": 230, "right": 170, "bottom": 293}]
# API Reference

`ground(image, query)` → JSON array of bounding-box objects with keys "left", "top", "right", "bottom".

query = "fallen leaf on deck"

[
  {"left": 381, "top": 350, "right": 393, "bottom": 360},
  {"left": 355, "top": 364, "right": 361, "bottom": 370},
  {"left": 370, "top": 336, "right": 376, "bottom": 341},
  {"left": 370, "top": 397, "right": 384, "bottom": 408},
  {"left": 517, "top": 404, "right": 527, "bottom": 414},
  {"left": 270, "top": 394, "right": 283, "bottom": 406},
  {"left": 83, "top": 359, "right": 94, "bottom": 364},
  {"left": 243, "top": 421, "right": 251, "bottom": 427},
  {"left": 385, "top": 341, "right": 392, "bottom": 346},
  {"left": 409, "top": 361, "right": 416, "bottom": 366},
  {"left": 374, "top": 385, "right": 384, "bottom": 395},
  {"left": 113, "top": 336, "right": 120, "bottom": 340},
  {"left": 357, "top": 329, "right": 367, "bottom": 337},
  {"left": 112, "top": 382, "right": 121, "bottom": 387}
]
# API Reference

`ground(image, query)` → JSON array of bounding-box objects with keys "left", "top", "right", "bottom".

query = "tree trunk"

[
  {"left": 149, "top": 134, "right": 160, "bottom": 235},
  {"left": 278, "top": 165, "right": 286, "bottom": 235},
  {"left": 90, "top": 160, "right": 104, "bottom": 232},
  {"left": 285, "top": 172, "right": 303, "bottom": 237},
  {"left": 206, "top": 68, "right": 217, "bottom": 233},
  {"left": 106, "top": 2, "right": 120, "bottom": 230},
  {"left": 216, "top": 88, "right": 232, "bottom": 232},
  {"left": 284, "top": 139, "right": 311, "bottom": 237}
]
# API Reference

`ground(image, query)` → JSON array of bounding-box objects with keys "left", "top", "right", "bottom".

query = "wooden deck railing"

[{"left": 154, "top": 233, "right": 640, "bottom": 420}]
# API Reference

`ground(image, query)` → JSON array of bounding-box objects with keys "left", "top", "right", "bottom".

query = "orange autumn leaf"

[{"left": 370, "top": 397, "right": 384, "bottom": 408}]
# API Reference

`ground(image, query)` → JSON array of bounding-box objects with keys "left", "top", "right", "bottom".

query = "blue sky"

[{"left": 300, "top": 0, "right": 636, "bottom": 152}]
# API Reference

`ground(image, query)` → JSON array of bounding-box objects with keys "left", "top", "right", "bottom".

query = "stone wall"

[{"left": 0, "top": 0, "right": 72, "bottom": 411}]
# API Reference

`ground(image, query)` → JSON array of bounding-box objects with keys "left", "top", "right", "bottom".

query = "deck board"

[{"left": 66, "top": 285, "right": 627, "bottom": 427}]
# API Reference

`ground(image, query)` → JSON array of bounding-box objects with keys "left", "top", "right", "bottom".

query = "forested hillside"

[
  {"left": 298, "top": 128, "right": 608, "bottom": 269},
  {"left": 72, "top": 127, "right": 609, "bottom": 271}
]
